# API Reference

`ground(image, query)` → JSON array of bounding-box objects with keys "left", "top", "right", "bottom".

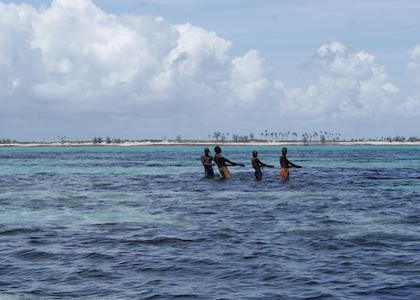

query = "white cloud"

[
  {"left": 404, "top": 45, "right": 420, "bottom": 119},
  {"left": 0, "top": 0, "right": 418, "bottom": 139},
  {"left": 150, "top": 22, "right": 232, "bottom": 98},
  {"left": 312, "top": 41, "right": 400, "bottom": 117},
  {"left": 268, "top": 41, "right": 401, "bottom": 123},
  {"left": 315, "top": 41, "right": 375, "bottom": 79},
  {"left": 0, "top": 2, "right": 39, "bottom": 99},
  {"left": 408, "top": 44, "right": 420, "bottom": 83},
  {"left": 0, "top": 0, "right": 237, "bottom": 114},
  {"left": 408, "top": 45, "right": 420, "bottom": 61},
  {"left": 229, "top": 50, "right": 270, "bottom": 102},
  {"left": 31, "top": 0, "right": 163, "bottom": 98},
  {"left": 399, "top": 94, "right": 420, "bottom": 117}
]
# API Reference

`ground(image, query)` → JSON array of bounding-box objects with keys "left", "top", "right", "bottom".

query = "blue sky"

[{"left": 1, "top": 0, "right": 420, "bottom": 140}]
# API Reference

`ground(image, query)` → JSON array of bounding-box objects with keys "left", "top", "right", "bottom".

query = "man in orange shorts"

[{"left": 280, "top": 147, "right": 302, "bottom": 180}]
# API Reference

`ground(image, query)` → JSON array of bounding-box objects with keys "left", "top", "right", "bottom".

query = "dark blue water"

[{"left": 0, "top": 145, "right": 419, "bottom": 299}]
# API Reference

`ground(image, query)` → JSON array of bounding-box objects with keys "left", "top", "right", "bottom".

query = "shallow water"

[{"left": 0, "top": 145, "right": 419, "bottom": 299}]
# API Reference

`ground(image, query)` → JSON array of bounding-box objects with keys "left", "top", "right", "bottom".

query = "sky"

[{"left": 1, "top": 0, "right": 420, "bottom": 141}]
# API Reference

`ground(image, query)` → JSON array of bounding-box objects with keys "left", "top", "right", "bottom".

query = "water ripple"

[{"left": 0, "top": 145, "right": 419, "bottom": 298}]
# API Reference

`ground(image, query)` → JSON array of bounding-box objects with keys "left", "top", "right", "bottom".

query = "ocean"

[{"left": 0, "top": 145, "right": 419, "bottom": 299}]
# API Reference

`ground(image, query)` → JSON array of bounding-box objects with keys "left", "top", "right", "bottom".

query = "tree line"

[
  {"left": 0, "top": 138, "right": 18, "bottom": 144},
  {"left": 207, "top": 131, "right": 420, "bottom": 143},
  {"left": 208, "top": 130, "right": 342, "bottom": 143},
  {"left": 1, "top": 134, "right": 420, "bottom": 144}
]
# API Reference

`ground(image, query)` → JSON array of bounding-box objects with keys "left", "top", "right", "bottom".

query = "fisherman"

[
  {"left": 213, "top": 146, "right": 244, "bottom": 179},
  {"left": 251, "top": 151, "right": 274, "bottom": 181},
  {"left": 280, "top": 147, "right": 302, "bottom": 180},
  {"left": 201, "top": 148, "right": 214, "bottom": 178}
]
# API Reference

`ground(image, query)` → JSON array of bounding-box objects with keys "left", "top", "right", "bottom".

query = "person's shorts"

[
  {"left": 219, "top": 166, "right": 231, "bottom": 179},
  {"left": 204, "top": 166, "right": 214, "bottom": 178},
  {"left": 280, "top": 168, "right": 289, "bottom": 180}
]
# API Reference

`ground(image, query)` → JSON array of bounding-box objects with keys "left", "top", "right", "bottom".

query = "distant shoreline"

[{"left": 1, "top": 141, "right": 420, "bottom": 147}]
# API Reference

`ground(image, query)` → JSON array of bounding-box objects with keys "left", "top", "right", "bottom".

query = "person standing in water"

[
  {"left": 201, "top": 148, "right": 214, "bottom": 178},
  {"left": 213, "top": 146, "right": 244, "bottom": 179},
  {"left": 251, "top": 151, "right": 274, "bottom": 181},
  {"left": 280, "top": 147, "right": 302, "bottom": 180}
]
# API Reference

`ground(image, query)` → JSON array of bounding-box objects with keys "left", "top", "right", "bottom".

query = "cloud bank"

[{"left": 0, "top": 0, "right": 419, "bottom": 139}]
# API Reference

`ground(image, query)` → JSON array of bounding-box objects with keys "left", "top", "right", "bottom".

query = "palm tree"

[{"left": 212, "top": 131, "right": 221, "bottom": 141}]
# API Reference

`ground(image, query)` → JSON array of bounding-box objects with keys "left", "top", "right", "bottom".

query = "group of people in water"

[{"left": 201, "top": 146, "right": 302, "bottom": 180}]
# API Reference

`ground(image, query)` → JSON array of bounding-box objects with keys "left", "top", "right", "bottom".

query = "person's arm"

[
  {"left": 224, "top": 157, "right": 244, "bottom": 167},
  {"left": 258, "top": 159, "right": 274, "bottom": 168},
  {"left": 285, "top": 157, "right": 302, "bottom": 168},
  {"left": 261, "top": 162, "right": 275, "bottom": 168},
  {"left": 257, "top": 158, "right": 274, "bottom": 168},
  {"left": 201, "top": 156, "right": 213, "bottom": 166},
  {"left": 201, "top": 156, "right": 210, "bottom": 166}
]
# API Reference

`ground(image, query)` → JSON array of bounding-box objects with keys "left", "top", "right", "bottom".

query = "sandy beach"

[{"left": 1, "top": 140, "right": 420, "bottom": 147}]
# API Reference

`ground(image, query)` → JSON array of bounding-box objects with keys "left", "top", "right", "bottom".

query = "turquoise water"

[{"left": 0, "top": 145, "right": 419, "bottom": 299}]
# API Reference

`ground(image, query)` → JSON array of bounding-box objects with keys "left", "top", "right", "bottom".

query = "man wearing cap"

[{"left": 201, "top": 148, "right": 215, "bottom": 178}]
